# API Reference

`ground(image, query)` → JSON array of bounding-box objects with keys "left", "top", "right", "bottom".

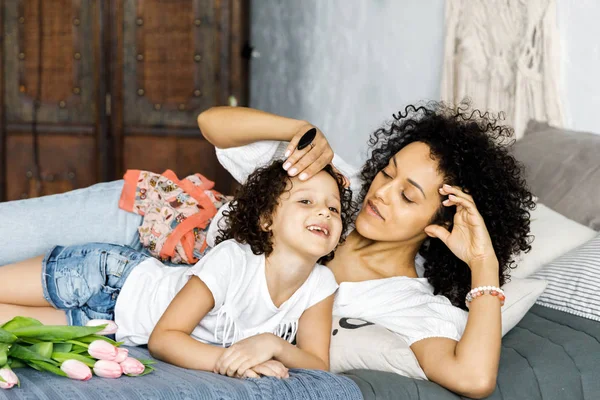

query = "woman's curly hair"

[
  {"left": 359, "top": 101, "right": 535, "bottom": 309},
  {"left": 215, "top": 160, "right": 356, "bottom": 264}
]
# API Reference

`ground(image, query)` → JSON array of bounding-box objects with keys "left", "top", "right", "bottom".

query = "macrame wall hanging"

[{"left": 441, "top": 0, "right": 564, "bottom": 139}]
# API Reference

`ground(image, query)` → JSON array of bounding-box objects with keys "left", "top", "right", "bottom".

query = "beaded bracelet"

[{"left": 465, "top": 286, "right": 505, "bottom": 309}]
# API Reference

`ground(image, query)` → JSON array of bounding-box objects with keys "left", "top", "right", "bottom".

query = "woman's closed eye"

[{"left": 402, "top": 193, "right": 414, "bottom": 204}]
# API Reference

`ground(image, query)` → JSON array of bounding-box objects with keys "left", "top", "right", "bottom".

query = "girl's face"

[
  {"left": 269, "top": 171, "right": 343, "bottom": 261},
  {"left": 355, "top": 141, "right": 444, "bottom": 245}
]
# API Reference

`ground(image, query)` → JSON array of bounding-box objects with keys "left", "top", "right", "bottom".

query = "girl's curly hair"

[
  {"left": 359, "top": 101, "right": 535, "bottom": 309},
  {"left": 215, "top": 160, "right": 355, "bottom": 264}
]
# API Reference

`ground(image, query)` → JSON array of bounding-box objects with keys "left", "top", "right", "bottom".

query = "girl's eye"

[
  {"left": 381, "top": 170, "right": 392, "bottom": 179},
  {"left": 299, "top": 199, "right": 311, "bottom": 204},
  {"left": 329, "top": 207, "right": 340, "bottom": 214},
  {"left": 402, "top": 193, "right": 414, "bottom": 204}
]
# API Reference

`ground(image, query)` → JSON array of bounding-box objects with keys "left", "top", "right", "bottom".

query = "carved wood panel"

[{"left": 0, "top": 0, "right": 248, "bottom": 201}]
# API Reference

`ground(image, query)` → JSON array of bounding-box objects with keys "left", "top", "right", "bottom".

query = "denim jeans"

[
  {"left": 42, "top": 243, "right": 149, "bottom": 326},
  {"left": 0, "top": 180, "right": 143, "bottom": 266}
]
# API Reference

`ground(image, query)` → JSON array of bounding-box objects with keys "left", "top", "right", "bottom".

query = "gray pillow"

[
  {"left": 532, "top": 234, "right": 600, "bottom": 322},
  {"left": 511, "top": 121, "right": 600, "bottom": 231}
]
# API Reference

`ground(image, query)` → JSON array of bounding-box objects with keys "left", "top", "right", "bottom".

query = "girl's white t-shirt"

[
  {"left": 114, "top": 239, "right": 338, "bottom": 347},
  {"left": 208, "top": 140, "right": 469, "bottom": 345}
]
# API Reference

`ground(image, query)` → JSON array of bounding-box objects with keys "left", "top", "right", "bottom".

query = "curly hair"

[
  {"left": 215, "top": 160, "right": 356, "bottom": 264},
  {"left": 359, "top": 101, "right": 535, "bottom": 309}
]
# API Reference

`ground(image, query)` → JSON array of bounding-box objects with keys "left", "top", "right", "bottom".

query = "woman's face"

[{"left": 355, "top": 141, "right": 444, "bottom": 244}]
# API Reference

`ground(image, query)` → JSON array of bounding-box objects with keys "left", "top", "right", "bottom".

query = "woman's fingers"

[
  {"left": 424, "top": 224, "right": 451, "bottom": 244},
  {"left": 283, "top": 126, "right": 334, "bottom": 181},
  {"left": 242, "top": 369, "right": 260, "bottom": 379},
  {"left": 439, "top": 184, "right": 475, "bottom": 203},
  {"left": 443, "top": 194, "right": 477, "bottom": 214}
]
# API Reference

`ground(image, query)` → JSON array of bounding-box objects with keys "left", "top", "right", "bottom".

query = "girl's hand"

[
  {"left": 214, "top": 333, "right": 280, "bottom": 378},
  {"left": 282, "top": 123, "right": 334, "bottom": 181},
  {"left": 424, "top": 185, "right": 497, "bottom": 269},
  {"left": 238, "top": 360, "right": 289, "bottom": 379}
]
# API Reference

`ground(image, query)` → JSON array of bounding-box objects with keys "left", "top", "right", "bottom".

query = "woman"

[
  {"left": 0, "top": 102, "right": 533, "bottom": 398},
  {"left": 198, "top": 103, "right": 533, "bottom": 399}
]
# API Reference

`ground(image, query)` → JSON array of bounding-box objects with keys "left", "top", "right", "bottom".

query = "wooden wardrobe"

[{"left": 0, "top": 0, "right": 249, "bottom": 202}]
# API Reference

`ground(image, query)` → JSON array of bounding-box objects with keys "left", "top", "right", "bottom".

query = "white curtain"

[{"left": 441, "top": 0, "right": 564, "bottom": 139}]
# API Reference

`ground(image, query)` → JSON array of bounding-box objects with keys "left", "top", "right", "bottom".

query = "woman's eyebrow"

[{"left": 392, "top": 156, "right": 426, "bottom": 199}]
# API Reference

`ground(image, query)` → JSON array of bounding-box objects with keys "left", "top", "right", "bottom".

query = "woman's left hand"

[{"left": 424, "top": 185, "right": 497, "bottom": 268}]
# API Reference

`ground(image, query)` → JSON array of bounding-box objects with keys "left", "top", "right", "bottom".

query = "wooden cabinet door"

[
  {"left": 0, "top": 0, "right": 248, "bottom": 201},
  {"left": 1, "top": 0, "right": 106, "bottom": 201},
  {"left": 110, "top": 0, "right": 248, "bottom": 195}
]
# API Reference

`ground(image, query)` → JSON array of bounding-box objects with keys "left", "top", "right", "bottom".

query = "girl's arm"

[
  {"left": 214, "top": 294, "right": 335, "bottom": 377},
  {"left": 148, "top": 276, "right": 226, "bottom": 371}
]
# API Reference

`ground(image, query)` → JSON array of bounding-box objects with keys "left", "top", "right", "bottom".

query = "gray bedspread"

[
  {"left": 0, "top": 346, "right": 362, "bottom": 400},
  {"left": 345, "top": 305, "right": 600, "bottom": 400}
]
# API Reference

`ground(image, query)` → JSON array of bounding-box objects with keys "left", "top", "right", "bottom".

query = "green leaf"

[
  {"left": 137, "top": 359, "right": 157, "bottom": 366},
  {"left": 8, "top": 344, "right": 58, "bottom": 365},
  {"left": 0, "top": 327, "right": 18, "bottom": 344},
  {"left": 65, "top": 340, "right": 89, "bottom": 349},
  {"left": 76, "top": 334, "right": 120, "bottom": 346},
  {"left": 17, "top": 337, "right": 43, "bottom": 345},
  {"left": 140, "top": 365, "right": 155, "bottom": 376},
  {"left": 11, "top": 325, "right": 104, "bottom": 341},
  {"left": 27, "top": 360, "right": 67, "bottom": 377},
  {"left": 52, "top": 343, "right": 73, "bottom": 353},
  {"left": 29, "top": 342, "right": 53, "bottom": 359},
  {"left": 8, "top": 358, "right": 26, "bottom": 369},
  {"left": 1, "top": 316, "right": 43, "bottom": 332},
  {"left": 69, "top": 345, "right": 89, "bottom": 354},
  {"left": 51, "top": 352, "right": 96, "bottom": 368},
  {"left": 0, "top": 343, "right": 9, "bottom": 367}
]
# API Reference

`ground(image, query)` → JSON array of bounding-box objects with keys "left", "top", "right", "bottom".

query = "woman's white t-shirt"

[
  {"left": 208, "top": 140, "right": 469, "bottom": 346},
  {"left": 114, "top": 239, "right": 338, "bottom": 347}
]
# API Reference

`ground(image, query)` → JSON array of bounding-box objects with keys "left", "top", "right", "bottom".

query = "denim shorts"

[{"left": 42, "top": 243, "right": 149, "bottom": 326}]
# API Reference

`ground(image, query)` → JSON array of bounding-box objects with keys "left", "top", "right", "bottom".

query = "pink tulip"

[
  {"left": 85, "top": 319, "right": 118, "bottom": 335},
  {"left": 114, "top": 347, "right": 129, "bottom": 363},
  {"left": 0, "top": 368, "right": 18, "bottom": 389},
  {"left": 60, "top": 360, "right": 92, "bottom": 381},
  {"left": 120, "top": 357, "right": 145, "bottom": 376},
  {"left": 88, "top": 340, "right": 118, "bottom": 361},
  {"left": 93, "top": 360, "right": 123, "bottom": 379}
]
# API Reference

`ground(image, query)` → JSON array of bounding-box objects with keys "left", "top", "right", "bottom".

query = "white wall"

[{"left": 250, "top": 0, "right": 600, "bottom": 166}]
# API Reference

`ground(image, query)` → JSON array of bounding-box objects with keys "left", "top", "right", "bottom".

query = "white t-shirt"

[
  {"left": 207, "top": 140, "right": 468, "bottom": 345},
  {"left": 114, "top": 239, "right": 338, "bottom": 347}
]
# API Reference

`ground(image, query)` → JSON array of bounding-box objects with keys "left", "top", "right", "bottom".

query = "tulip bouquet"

[{"left": 0, "top": 317, "right": 154, "bottom": 390}]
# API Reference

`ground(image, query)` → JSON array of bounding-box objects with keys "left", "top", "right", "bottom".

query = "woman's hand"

[
  {"left": 282, "top": 123, "right": 334, "bottom": 181},
  {"left": 214, "top": 333, "right": 280, "bottom": 378},
  {"left": 424, "top": 184, "right": 497, "bottom": 269}
]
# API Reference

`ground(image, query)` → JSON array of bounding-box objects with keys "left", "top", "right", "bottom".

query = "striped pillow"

[{"left": 532, "top": 234, "right": 600, "bottom": 321}]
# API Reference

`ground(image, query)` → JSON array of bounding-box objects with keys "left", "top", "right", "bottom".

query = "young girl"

[{"left": 0, "top": 160, "right": 354, "bottom": 379}]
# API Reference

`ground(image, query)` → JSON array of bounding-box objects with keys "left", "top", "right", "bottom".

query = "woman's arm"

[
  {"left": 197, "top": 107, "right": 334, "bottom": 181},
  {"left": 214, "top": 295, "right": 334, "bottom": 377},
  {"left": 197, "top": 106, "right": 306, "bottom": 149},
  {"left": 148, "top": 276, "right": 226, "bottom": 371},
  {"left": 415, "top": 185, "right": 503, "bottom": 398},
  {"left": 410, "top": 259, "right": 501, "bottom": 399}
]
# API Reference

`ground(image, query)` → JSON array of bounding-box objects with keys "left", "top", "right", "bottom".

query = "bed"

[{"left": 2, "top": 122, "right": 599, "bottom": 400}]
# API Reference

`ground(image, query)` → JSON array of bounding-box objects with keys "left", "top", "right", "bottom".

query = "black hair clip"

[{"left": 296, "top": 128, "right": 317, "bottom": 150}]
